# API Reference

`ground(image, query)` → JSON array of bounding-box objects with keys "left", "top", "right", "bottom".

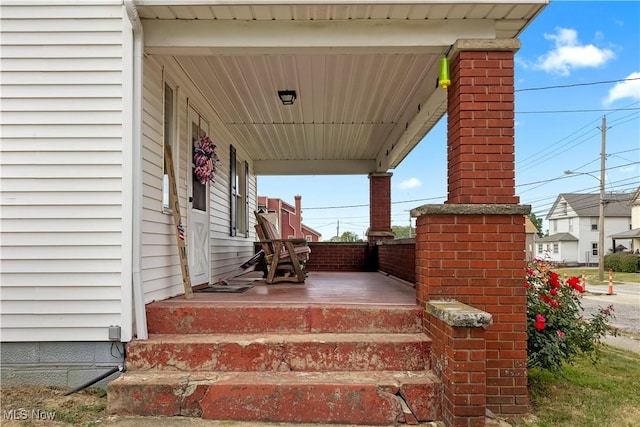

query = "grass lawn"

[
  {"left": 524, "top": 345, "right": 640, "bottom": 427},
  {"left": 553, "top": 267, "right": 639, "bottom": 286}
]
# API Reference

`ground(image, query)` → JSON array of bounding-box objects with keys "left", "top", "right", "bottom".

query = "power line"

[
  {"left": 515, "top": 77, "right": 640, "bottom": 93},
  {"left": 515, "top": 107, "right": 640, "bottom": 114},
  {"left": 303, "top": 195, "right": 445, "bottom": 210},
  {"left": 515, "top": 105, "right": 639, "bottom": 171}
]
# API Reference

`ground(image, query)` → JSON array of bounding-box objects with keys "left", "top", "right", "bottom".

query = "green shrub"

[
  {"left": 604, "top": 253, "right": 640, "bottom": 273},
  {"left": 526, "top": 261, "right": 615, "bottom": 372}
]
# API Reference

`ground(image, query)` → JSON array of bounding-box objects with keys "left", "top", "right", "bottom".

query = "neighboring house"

[
  {"left": 611, "top": 187, "right": 640, "bottom": 253},
  {"left": 539, "top": 193, "right": 633, "bottom": 264},
  {"left": 257, "top": 195, "right": 322, "bottom": 242},
  {"left": 525, "top": 216, "right": 540, "bottom": 261}
]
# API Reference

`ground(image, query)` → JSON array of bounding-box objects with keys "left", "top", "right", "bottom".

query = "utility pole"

[
  {"left": 598, "top": 116, "right": 606, "bottom": 282},
  {"left": 336, "top": 220, "right": 340, "bottom": 240}
]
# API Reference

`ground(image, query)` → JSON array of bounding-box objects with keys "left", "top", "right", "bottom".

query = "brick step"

[
  {"left": 145, "top": 303, "right": 422, "bottom": 335},
  {"left": 108, "top": 370, "right": 441, "bottom": 425},
  {"left": 126, "top": 332, "right": 431, "bottom": 372}
]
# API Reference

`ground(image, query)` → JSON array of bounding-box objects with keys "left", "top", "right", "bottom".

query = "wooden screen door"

[{"left": 188, "top": 106, "right": 210, "bottom": 285}]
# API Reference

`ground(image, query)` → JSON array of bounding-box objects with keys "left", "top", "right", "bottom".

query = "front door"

[{"left": 188, "top": 106, "right": 210, "bottom": 285}]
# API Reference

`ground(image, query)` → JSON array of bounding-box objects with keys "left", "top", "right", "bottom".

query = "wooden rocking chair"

[{"left": 254, "top": 211, "right": 311, "bottom": 284}]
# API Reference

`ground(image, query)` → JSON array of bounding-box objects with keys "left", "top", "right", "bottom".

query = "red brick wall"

[
  {"left": 428, "top": 315, "right": 486, "bottom": 427},
  {"left": 416, "top": 212, "right": 528, "bottom": 419},
  {"left": 378, "top": 239, "right": 416, "bottom": 284},
  {"left": 447, "top": 50, "right": 519, "bottom": 205},
  {"left": 305, "top": 242, "right": 370, "bottom": 271}
]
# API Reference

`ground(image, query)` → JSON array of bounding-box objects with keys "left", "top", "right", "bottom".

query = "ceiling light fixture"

[{"left": 277, "top": 90, "right": 297, "bottom": 105}]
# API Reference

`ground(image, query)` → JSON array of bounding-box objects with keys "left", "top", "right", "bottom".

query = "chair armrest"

[{"left": 261, "top": 238, "right": 308, "bottom": 245}]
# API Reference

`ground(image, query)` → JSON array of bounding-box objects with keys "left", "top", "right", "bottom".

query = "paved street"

[{"left": 581, "top": 282, "right": 640, "bottom": 353}]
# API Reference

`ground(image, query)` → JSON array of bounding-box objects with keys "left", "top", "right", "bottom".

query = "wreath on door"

[{"left": 193, "top": 134, "right": 219, "bottom": 184}]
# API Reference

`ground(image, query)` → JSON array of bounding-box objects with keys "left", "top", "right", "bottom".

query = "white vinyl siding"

[
  {"left": 0, "top": 2, "right": 125, "bottom": 342},
  {"left": 141, "top": 55, "right": 258, "bottom": 303}
]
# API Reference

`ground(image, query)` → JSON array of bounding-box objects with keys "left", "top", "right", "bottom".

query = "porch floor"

[{"left": 176, "top": 271, "right": 417, "bottom": 305}]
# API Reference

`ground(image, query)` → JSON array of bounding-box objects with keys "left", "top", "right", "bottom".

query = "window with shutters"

[
  {"left": 230, "top": 145, "right": 249, "bottom": 237},
  {"left": 162, "top": 82, "right": 175, "bottom": 212}
]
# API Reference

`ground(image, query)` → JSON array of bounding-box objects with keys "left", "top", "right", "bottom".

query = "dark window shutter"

[
  {"left": 244, "top": 160, "right": 250, "bottom": 238},
  {"left": 230, "top": 144, "right": 237, "bottom": 236}
]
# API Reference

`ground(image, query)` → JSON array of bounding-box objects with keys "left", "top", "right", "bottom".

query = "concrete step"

[
  {"left": 126, "top": 332, "right": 431, "bottom": 372},
  {"left": 145, "top": 303, "right": 423, "bottom": 335},
  {"left": 108, "top": 370, "right": 441, "bottom": 425}
]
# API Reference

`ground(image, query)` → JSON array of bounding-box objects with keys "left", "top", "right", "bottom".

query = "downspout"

[{"left": 124, "top": 0, "right": 147, "bottom": 340}]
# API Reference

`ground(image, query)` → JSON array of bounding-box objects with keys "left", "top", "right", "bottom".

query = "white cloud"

[
  {"left": 619, "top": 165, "right": 637, "bottom": 174},
  {"left": 604, "top": 72, "right": 640, "bottom": 105},
  {"left": 397, "top": 177, "right": 422, "bottom": 190},
  {"left": 535, "top": 28, "right": 615, "bottom": 76}
]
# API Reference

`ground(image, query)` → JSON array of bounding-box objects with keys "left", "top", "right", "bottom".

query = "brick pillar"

[
  {"left": 368, "top": 172, "right": 394, "bottom": 243},
  {"left": 412, "top": 39, "right": 531, "bottom": 424},
  {"left": 447, "top": 40, "right": 520, "bottom": 205}
]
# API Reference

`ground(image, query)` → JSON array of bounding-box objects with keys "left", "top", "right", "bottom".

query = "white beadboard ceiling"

[{"left": 136, "top": 1, "right": 548, "bottom": 175}]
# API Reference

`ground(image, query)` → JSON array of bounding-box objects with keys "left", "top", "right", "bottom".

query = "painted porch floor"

[{"left": 172, "top": 271, "right": 417, "bottom": 305}]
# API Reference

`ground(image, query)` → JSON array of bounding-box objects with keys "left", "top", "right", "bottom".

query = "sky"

[{"left": 258, "top": 1, "right": 640, "bottom": 240}]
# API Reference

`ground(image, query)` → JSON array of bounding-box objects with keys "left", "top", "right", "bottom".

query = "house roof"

[
  {"left": 301, "top": 223, "right": 322, "bottom": 237},
  {"left": 546, "top": 193, "right": 634, "bottom": 219},
  {"left": 537, "top": 233, "right": 578, "bottom": 243},
  {"left": 631, "top": 187, "right": 640, "bottom": 205},
  {"left": 610, "top": 228, "right": 640, "bottom": 239},
  {"left": 135, "top": 1, "right": 548, "bottom": 176}
]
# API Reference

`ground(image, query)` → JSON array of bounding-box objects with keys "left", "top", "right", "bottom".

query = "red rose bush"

[{"left": 526, "top": 260, "right": 615, "bottom": 372}]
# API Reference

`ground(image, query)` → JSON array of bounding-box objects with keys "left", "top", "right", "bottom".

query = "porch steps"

[
  {"left": 145, "top": 303, "right": 424, "bottom": 334},
  {"left": 108, "top": 303, "right": 442, "bottom": 425}
]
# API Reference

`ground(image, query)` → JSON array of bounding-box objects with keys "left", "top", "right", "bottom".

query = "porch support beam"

[
  {"left": 143, "top": 19, "right": 496, "bottom": 55},
  {"left": 254, "top": 159, "right": 375, "bottom": 175},
  {"left": 368, "top": 172, "right": 394, "bottom": 243}
]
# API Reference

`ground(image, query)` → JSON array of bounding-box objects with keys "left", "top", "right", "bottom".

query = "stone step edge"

[
  {"left": 109, "top": 370, "right": 442, "bottom": 424},
  {"left": 111, "top": 369, "right": 440, "bottom": 382},
  {"left": 147, "top": 302, "right": 422, "bottom": 309},
  {"left": 134, "top": 332, "right": 432, "bottom": 344},
  {"left": 146, "top": 304, "right": 424, "bottom": 334}
]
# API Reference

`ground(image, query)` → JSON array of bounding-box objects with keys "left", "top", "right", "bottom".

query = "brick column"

[
  {"left": 412, "top": 39, "right": 531, "bottom": 423},
  {"left": 368, "top": 172, "right": 394, "bottom": 243},
  {"left": 447, "top": 39, "right": 520, "bottom": 205}
]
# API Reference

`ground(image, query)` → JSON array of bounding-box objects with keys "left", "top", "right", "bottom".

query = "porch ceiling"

[{"left": 135, "top": 1, "right": 547, "bottom": 175}]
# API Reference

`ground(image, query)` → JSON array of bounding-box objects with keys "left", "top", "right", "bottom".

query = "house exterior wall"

[
  {"left": 258, "top": 195, "right": 320, "bottom": 240},
  {"left": 632, "top": 201, "right": 640, "bottom": 229},
  {"left": 0, "top": 1, "right": 127, "bottom": 343},
  {"left": 141, "top": 55, "right": 258, "bottom": 303},
  {"left": 301, "top": 225, "right": 321, "bottom": 242},
  {"left": 0, "top": 0, "right": 128, "bottom": 387},
  {"left": 547, "top": 215, "right": 632, "bottom": 264}
]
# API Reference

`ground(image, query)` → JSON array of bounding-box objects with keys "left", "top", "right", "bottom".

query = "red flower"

[
  {"left": 549, "top": 272, "right": 561, "bottom": 289},
  {"left": 557, "top": 330, "right": 565, "bottom": 338},
  {"left": 550, "top": 288, "right": 558, "bottom": 296},
  {"left": 535, "top": 314, "right": 546, "bottom": 331},
  {"left": 567, "top": 276, "right": 584, "bottom": 292},
  {"left": 540, "top": 294, "right": 560, "bottom": 308}
]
